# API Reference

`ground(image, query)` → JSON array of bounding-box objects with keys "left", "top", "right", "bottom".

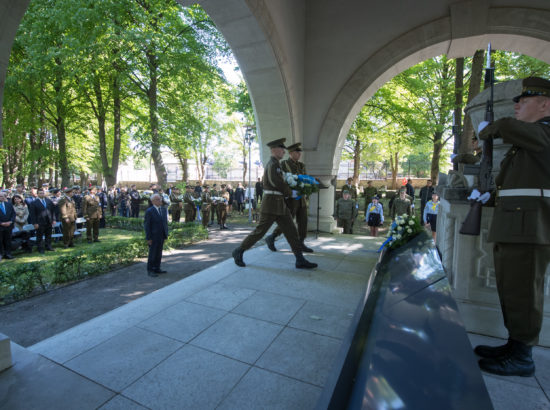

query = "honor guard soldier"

[
  {"left": 363, "top": 181, "right": 378, "bottom": 207},
  {"left": 58, "top": 187, "right": 77, "bottom": 248},
  {"left": 183, "top": 185, "right": 195, "bottom": 222},
  {"left": 334, "top": 190, "right": 358, "bottom": 234},
  {"left": 473, "top": 77, "right": 550, "bottom": 377},
  {"left": 210, "top": 183, "right": 219, "bottom": 227},
  {"left": 169, "top": 187, "right": 183, "bottom": 222},
  {"left": 82, "top": 186, "right": 102, "bottom": 243},
  {"left": 265, "top": 142, "right": 313, "bottom": 253},
  {"left": 218, "top": 184, "right": 230, "bottom": 229},
  {"left": 232, "top": 138, "right": 317, "bottom": 269},
  {"left": 200, "top": 185, "right": 212, "bottom": 228}
]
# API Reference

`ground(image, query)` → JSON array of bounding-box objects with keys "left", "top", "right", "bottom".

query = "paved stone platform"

[{"left": 1, "top": 233, "right": 549, "bottom": 409}]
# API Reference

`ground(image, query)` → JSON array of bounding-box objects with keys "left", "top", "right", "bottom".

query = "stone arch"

[{"left": 319, "top": 6, "right": 550, "bottom": 176}]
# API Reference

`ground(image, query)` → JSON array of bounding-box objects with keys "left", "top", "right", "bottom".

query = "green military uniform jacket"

[
  {"left": 334, "top": 198, "right": 358, "bottom": 220},
  {"left": 281, "top": 158, "right": 307, "bottom": 207},
  {"left": 363, "top": 186, "right": 378, "bottom": 203},
  {"left": 169, "top": 193, "right": 182, "bottom": 213},
  {"left": 183, "top": 192, "right": 195, "bottom": 212},
  {"left": 480, "top": 116, "right": 550, "bottom": 244},
  {"left": 390, "top": 197, "right": 412, "bottom": 219},
  {"left": 58, "top": 196, "right": 77, "bottom": 222},
  {"left": 82, "top": 194, "right": 102, "bottom": 219},
  {"left": 261, "top": 156, "right": 293, "bottom": 215},
  {"left": 342, "top": 183, "right": 358, "bottom": 199},
  {"left": 201, "top": 192, "right": 212, "bottom": 211}
]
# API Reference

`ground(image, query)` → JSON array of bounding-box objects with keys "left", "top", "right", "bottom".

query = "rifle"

[{"left": 460, "top": 44, "right": 494, "bottom": 235}]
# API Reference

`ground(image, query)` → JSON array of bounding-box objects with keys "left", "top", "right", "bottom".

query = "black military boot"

[
  {"left": 265, "top": 234, "right": 277, "bottom": 252},
  {"left": 301, "top": 240, "right": 314, "bottom": 253},
  {"left": 294, "top": 251, "right": 317, "bottom": 269},
  {"left": 474, "top": 339, "right": 513, "bottom": 359},
  {"left": 232, "top": 247, "right": 246, "bottom": 267},
  {"left": 478, "top": 340, "right": 535, "bottom": 377}
]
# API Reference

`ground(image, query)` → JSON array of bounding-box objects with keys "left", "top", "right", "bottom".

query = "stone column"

[
  {"left": 308, "top": 175, "right": 338, "bottom": 234},
  {"left": 0, "top": 333, "right": 12, "bottom": 372}
]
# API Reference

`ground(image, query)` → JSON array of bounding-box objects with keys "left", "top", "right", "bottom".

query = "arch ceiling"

[{"left": 2, "top": 0, "right": 550, "bottom": 176}]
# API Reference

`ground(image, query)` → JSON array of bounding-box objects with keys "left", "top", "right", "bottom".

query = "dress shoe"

[
  {"left": 222, "top": 225, "right": 229, "bottom": 230},
  {"left": 474, "top": 339, "right": 513, "bottom": 359},
  {"left": 301, "top": 241, "right": 314, "bottom": 253},
  {"left": 232, "top": 247, "right": 246, "bottom": 267},
  {"left": 4, "top": 254, "right": 14, "bottom": 260},
  {"left": 294, "top": 251, "right": 317, "bottom": 269},
  {"left": 147, "top": 270, "right": 159, "bottom": 277},
  {"left": 478, "top": 340, "right": 535, "bottom": 377},
  {"left": 265, "top": 234, "right": 277, "bottom": 252},
  {"left": 155, "top": 269, "right": 167, "bottom": 274}
]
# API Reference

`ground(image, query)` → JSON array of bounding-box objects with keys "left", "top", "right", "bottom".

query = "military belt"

[
  {"left": 263, "top": 190, "right": 283, "bottom": 196},
  {"left": 497, "top": 189, "right": 550, "bottom": 198}
]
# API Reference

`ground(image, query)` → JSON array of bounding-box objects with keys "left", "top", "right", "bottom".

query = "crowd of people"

[{"left": 0, "top": 180, "right": 265, "bottom": 261}]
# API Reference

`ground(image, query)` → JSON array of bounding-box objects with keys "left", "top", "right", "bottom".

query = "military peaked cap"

[
  {"left": 286, "top": 142, "right": 302, "bottom": 152},
  {"left": 513, "top": 77, "right": 550, "bottom": 102},
  {"left": 266, "top": 138, "right": 286, "bottom": 148},
  {"left": 64, "top": 187, "right": 73, "bottom": 193}
]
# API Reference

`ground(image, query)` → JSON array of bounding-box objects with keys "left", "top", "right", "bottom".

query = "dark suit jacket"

[
  {"left": 29, "top": 198, "right": 56, "bottom": 226},
  {"left": 144, "top": 206, "right": 168, "bottom": 241},
  {"left": 0, "top": 202, "right": 15, "bottom": 230}
]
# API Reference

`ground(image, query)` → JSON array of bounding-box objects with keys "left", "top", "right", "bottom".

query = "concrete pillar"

[{"left": 308, "top": 175, "right": 338, "bottom": 234}]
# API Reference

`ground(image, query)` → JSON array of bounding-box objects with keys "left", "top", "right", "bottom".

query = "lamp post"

[{"left": 244, "top": 125, "right": 255, "bottom": 223}]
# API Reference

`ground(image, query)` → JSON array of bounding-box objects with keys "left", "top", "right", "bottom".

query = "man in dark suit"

[
  {"left": 144, "top": 193, "right": 169, "bottom": 277},
  {"left": 29, "top": 187, "right": 57, "bottom": 254},
  {"left": 0, "top": 191, "right": 16, "bottom": 260}
]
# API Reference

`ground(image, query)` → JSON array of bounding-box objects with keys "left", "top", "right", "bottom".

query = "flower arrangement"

[
  {"left": 283, "top": 172, "right": 320, "bottom": 198},
  {"left": 380, "top": 213, "right": 424, "bottom": 251},
  {"left": 192, "top": 198, "right": 202, "bottom": 206}
]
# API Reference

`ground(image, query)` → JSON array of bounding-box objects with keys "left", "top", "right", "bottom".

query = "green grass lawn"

[{"left": 4, "top": 228, "right": 142, "bottom": 266}]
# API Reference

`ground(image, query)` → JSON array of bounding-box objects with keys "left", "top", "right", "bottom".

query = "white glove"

[
  {"left": 478, "top": 192, "right": 491, "bottom": 204},
  {"left": 291, "top": 190, "right": 298, "bottom": 198},
  {"left": 467, "top": 189, "right": 481, "bottom": 201},
  {"left": 478, "top": 121, "right": 490, "bottom": 133}
]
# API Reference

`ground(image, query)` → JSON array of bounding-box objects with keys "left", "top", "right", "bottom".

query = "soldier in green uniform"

[
  {"left": 233, "top": 138, "right": 317, "bottom": 269},
  {"left": 266, "top": 142, "right": 313, "bottom": 253},
  {"left": 82, "top": 186, "right": 102, "bottom": 243},
  {"left": 342, "top": 177, "right": 358, "bottom": 200},
  {"left": 474, "top": 77, "right": 550, "bottom": 377},
  {"left": 334, "top": 190, "right": 358, "bottom": 234},
  {"left": 201, "top": 185, "right": 212, "bottom": 229},
  {"left": 210, "top": 183, "right": 219, "bottom": 227},
  {"left": 218, "top": 184, "right": 230, "bottom": 229},
  {"left": 58, "top": 187, "right": 77, "bottom": 248},
  {"left": 183, "top": 185, "right": 195, "bottom": 223},
  {"left": 363, "top": 180, "right": 378, "bottom": 205},
  {"left": 169, "top": 187, "right": 183, "bottom": 222},
  {"left": 390, "top": 187, "right": 412, "bottom": 220}
]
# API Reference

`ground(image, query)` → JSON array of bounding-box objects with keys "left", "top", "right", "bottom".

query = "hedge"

[{"left": 0, "top": 220, "right": 208, "bottom": 305}]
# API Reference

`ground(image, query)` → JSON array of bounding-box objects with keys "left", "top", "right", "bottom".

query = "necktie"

[
  {"left": 0, "top": 203, "right": 4, "bottom": 214},
  {"left": 41, "top": 199, "right": 46, "bottom": 208},
  {"left": 157, "top": 207, "right": 161, "bottom": 216}
]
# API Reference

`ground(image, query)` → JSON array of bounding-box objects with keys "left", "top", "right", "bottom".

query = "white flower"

[
  {"left": 395, "top": 234, "right": 402, "bottom": 239},
  {"left": 408, "top": 220, "right": 414, "bottom": 226},
  {"left": 397, "top": 226, "right": 403, "bottom": 232},
  {"left": 407, "top": 228, "right": 412, "bottom": 233},
  {"left": 300, "top": 182, "right": 305, "bottom": 188}
]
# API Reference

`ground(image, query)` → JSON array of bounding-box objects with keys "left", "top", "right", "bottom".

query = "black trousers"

[
  {"left": 147, "top": 238, "right": 165, "bottom": 271},
  {"left": 36, "top": 223, "right": 52, "bottom": 250},
  {"left": 130, "top": 203, "right": 140, "bottom": 218},
  {"left": 0, "top": 228, "right": 12, "bottom": 256}
]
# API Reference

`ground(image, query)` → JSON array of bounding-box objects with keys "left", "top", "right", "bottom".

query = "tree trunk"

[
  {"left": 431, "top": 131, "right": 444, "bottom": 184},
  {"left": 353, "top": 137, "right": 360, "bottom": 184},
  {"left": 109, "top": 71, "right": 122, "bottom": 187},
  {"left": 54, "top": 57, "right": 70, "bottom": 188},
  {"left": 453, "top": 57, "right": 464, "bottom": 171},
  {"left": 389, "top": 152, "right": 399, "bottom": 189},
  {"left": 146, "top": 49, "right": 167, "bottom": 187},
  {"left": 242, "top": 145, "right": 247, "bottom": 185}
]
